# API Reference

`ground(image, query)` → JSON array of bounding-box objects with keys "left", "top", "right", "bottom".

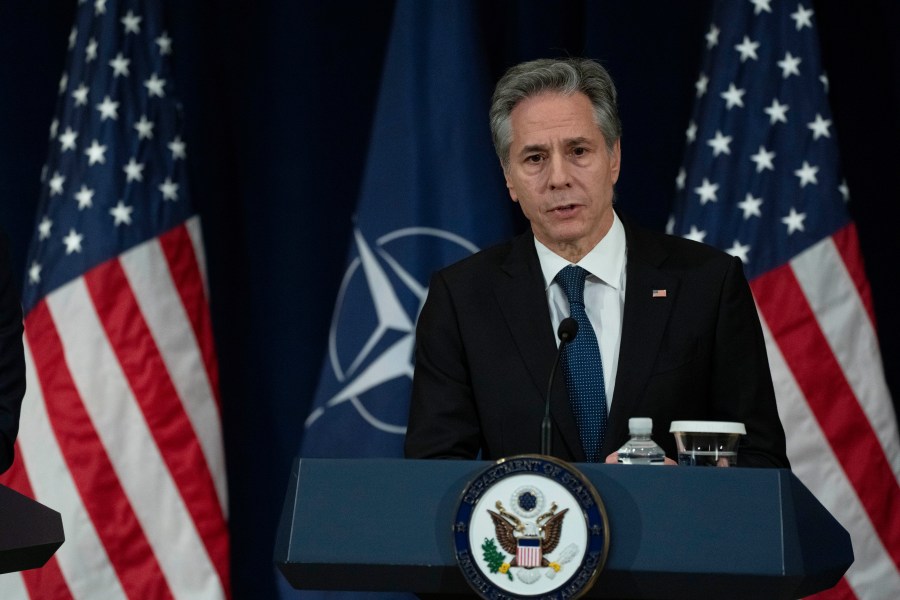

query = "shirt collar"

[{"left": 534, "top": 211, "right": 627, "bottom": 290}]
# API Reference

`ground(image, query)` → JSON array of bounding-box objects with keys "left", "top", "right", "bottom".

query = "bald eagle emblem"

[
  {"left": 455, "top": 457, "right": 608, "bottom": 596},
  {"left": 487, "top": 499, "right": 573, "bottom": 576}
]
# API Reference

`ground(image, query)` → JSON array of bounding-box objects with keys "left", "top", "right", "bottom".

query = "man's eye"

[
  {"left": 525, "top": 155, "right": 543, "bottom": 164},
  {"left": 572, "top": 147, "right": 587, "bottom": 156}
]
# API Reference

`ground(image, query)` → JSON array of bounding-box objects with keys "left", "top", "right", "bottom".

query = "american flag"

[
  {"left": 670, "top": 1, "right": 900, "bottom": 597},
  {"left": 0, "top": 1, "right": 230, "bottom": 598}
]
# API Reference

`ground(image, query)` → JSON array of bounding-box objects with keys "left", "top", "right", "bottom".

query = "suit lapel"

[
  {"left": 492, "top": 233, "right": 584, "bottom": 461},
  {"left": 604, "top": 219, "right": 679, "bottom": 455}
]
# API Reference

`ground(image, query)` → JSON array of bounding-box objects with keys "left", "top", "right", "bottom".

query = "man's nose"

[{"left": 547, "top": 153, "right": 571, "bottom": 190}]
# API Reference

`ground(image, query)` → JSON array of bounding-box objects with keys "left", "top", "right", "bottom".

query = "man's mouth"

[{"left": 550, "top": 203, "right": 579, "bottom": 214}]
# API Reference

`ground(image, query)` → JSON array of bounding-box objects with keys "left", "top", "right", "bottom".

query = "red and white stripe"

[
  {"left": 516, "top": 540, "right": 543, "bottom": 569},
  {"left": 0, "top": 217, "right": 230, "bottom": 600},
  {"left": 753, "top": 223, "right": 900, "bottom": 600}
]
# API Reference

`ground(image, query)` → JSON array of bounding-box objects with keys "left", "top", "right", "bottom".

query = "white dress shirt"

[{"left": 534, "top": 212, "right": 627, "bottom": 410}]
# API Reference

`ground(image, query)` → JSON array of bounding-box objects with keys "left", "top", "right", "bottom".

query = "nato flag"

[{"left": 300, "top": 0, "right": 514, "bottom": 462}]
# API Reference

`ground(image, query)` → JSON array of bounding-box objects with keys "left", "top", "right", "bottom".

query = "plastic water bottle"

[{"left": 617, "top": 418, "right": 666, "bottom": 464}]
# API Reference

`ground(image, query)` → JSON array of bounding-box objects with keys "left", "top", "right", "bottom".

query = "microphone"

[{"left": 541, "top": 317, "right": 578, "bottom": 456}]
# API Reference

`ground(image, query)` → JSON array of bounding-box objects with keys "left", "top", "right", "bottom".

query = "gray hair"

[{"left": 489, "top": 57, "right": 622, "bottom": 169}]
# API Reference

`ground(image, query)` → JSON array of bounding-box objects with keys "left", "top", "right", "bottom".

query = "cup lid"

[{"left": 669, "top": 420, "right": 746, "bottom": 434}]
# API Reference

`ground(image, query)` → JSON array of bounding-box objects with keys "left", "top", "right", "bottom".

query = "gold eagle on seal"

[{"left": 487, "top": 500, "right": 568, "bottom": 568}]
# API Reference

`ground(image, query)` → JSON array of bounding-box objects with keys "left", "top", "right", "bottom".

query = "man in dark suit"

[
  {"left": 404, "top": 58, "right": 788, "bottom": 468},
  {"left": 0, "top": 230, "right": 25, "bottom": 474}
]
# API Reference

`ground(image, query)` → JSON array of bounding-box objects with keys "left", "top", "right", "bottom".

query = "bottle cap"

[{"left": 628, "top": 417, "right": 653, "bottom": 435}]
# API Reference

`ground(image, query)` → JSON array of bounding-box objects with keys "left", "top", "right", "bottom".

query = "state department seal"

[{"left": 454, "top": 455, "right": 609, "bottom": 599}]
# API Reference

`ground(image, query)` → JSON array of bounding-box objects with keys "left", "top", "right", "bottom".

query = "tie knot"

[{"left": 556, "top": 265, "right": 588, "bottom": 304}]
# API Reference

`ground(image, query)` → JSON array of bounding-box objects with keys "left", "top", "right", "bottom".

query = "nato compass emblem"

[
  {"left": 304, "top": 226, "right": 479, "bottom": 435},
  {"left": 454, "top": 456, "right": 609, "bottom": 599}
]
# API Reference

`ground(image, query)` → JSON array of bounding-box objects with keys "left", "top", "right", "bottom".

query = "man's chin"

[{"left": 535, "top": 230, "right": 590, "bottom": 249}]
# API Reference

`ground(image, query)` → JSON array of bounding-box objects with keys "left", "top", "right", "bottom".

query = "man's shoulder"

[
  {"left": 436, "top": 231, "right": 530, "bottom": 280},
  {"left": 623, "top": 215, "right": 736, "bottom": 272}
]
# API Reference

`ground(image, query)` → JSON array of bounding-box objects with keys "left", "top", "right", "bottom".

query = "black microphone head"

[{"left": 557, "top": 317, "right": 578, "bottom": 343}]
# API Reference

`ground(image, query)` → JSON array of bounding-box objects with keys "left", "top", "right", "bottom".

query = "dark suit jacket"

[
  {"left": 0, "top": 232, "right": 25, "bottom": 474},
  {"left": 404, "top": 215, "right": 789, "bottom": 468}
]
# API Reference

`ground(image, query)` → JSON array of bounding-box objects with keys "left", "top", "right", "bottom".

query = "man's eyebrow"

[
  {"left": 518, "top": 143, "right": 548, "bottom": 155},
  {"left": 565, "top": 137, "right": 594, "bottom": 146}
]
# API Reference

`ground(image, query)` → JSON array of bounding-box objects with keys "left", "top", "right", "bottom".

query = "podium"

[
  {"left": 0, "top": 484, "right": 64, "bottom": 574},
  {"left": 275, "top": 459, "right": 852, "bottom": 599}
]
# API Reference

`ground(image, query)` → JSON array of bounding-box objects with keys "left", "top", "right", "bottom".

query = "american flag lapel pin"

[{"left": 652, "top": 289, "right": 667, "bottom": 298}]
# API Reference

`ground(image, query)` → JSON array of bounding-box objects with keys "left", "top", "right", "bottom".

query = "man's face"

[{"left": 503, "top": 91, "right": 621, "bottom": 261}]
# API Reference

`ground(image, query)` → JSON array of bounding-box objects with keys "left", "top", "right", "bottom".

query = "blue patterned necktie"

[{"left": 556, "top": 265, "right": 607, "bottom": 462}]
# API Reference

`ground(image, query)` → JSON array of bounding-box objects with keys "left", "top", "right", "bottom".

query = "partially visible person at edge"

[
  {"left": 0, "top": 229, "right": 25, "bottom": 474},
  {"left": 404, "top": 57, "right": 789, "bottom": 468}
]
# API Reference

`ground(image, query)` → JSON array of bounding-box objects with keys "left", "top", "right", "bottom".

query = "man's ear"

[
  {"left": 502, "top": 162, "right": 519, "bottom": 203},
  {"left": 609, "top": 139, "right": 622, "bottom": 185}
]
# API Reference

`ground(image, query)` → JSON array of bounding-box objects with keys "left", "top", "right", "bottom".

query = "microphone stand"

[{"left": 541, "top": 317, "right": 578, "bottom": 456}]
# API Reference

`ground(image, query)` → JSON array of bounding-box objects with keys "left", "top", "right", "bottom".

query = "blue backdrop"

[{"left": 2, "top": 2, "right": 898, "bottom": 598}]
